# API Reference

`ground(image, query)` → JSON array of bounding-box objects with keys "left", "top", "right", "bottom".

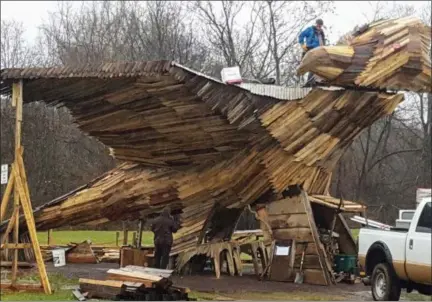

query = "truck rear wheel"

[{"left": 371, "top": 263, "right": 401, "bottom": 301}]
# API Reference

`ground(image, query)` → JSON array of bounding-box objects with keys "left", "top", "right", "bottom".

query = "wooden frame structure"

[
  {"left": 0, "top": 17, "right": 429, "bottom": 286},
  {"left": 0, "top": 81, "right": 51, "bottom": 294}
]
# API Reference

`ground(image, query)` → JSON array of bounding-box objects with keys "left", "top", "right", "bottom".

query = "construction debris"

[
  {"left": 66, "top": 241, "right": 98, "bottom": 264},
  {"left": 78, "top": 265, "right": 189, "bottom": 301}
]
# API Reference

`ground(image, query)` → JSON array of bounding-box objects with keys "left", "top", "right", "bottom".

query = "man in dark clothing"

[
  {"left": 150, "top": 207, "right": 180, "bottom": 269},
  {"left": 298, "top": 19, "right": 326, "bottom": 86}
]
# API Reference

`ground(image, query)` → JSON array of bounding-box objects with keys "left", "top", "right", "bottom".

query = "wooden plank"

[
  {"left": 106, "top": 274, "right": 154, "bottom": 288},
  {"left": 47, "top": 229, "right": 52, "bottom": 246},
  {"left": 267, "top": 213, "right": 310, "bottom": 229},
  {"left": 106, "top": 268, "right": 166, "bottom": 283},
  {"left": 12, "top": 173, "right": 19, "bottom": 285},
  {"left": 0, "top": 261, "right": 34, "bottom": 268},
  {"left": 1, "top": 209, "right": 18, "bottom": 245},
  {"left": 1, "top": 243, "right": 32, "bottom": 249},
  {"left": 79, "top": 278, "right": 125, "bottom": 288},
  {"left": 272, "top": 228, "right": 313, "bottom": 242},
  {"left": 267, "top": 197, "right": 306, "bottom": 215},
  {"left": 301, "top": 191, "right": 334, "bottom": 285},
  {"left": 14, "top": 171, "right": 52, "bottom": 294},
  {"left": 0, "top": 165, "right": 14, "bottom": 222},
  {"left": 0, "top": 282, "right": 44, "bottom": 292}
]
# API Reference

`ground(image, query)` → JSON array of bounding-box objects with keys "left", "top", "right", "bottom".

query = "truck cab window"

[{"left": 416, "top": 202, "right": 432, "bottom": 233}]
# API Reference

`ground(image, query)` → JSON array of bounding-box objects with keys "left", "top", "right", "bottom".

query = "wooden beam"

[
  {"left": 0, "top": 80, "right": 51, "bottom": 295},
  {"left": 1, "top": 209, "right": 18, "bottom": 245},
  {"left": 15, "top": 161, "right": 52, "bottom": 294},
  {"left": 0, "top": 261, "right": 34, "bottom": 268},
  {"left": 1, "top": 282, "right": 44, "bottom": 292},
  {"left": 12, "top": 171, "right": 20, "bottom": 285},
  {"left": 1, "top": 243, "right": 32, "bottom": 249},
  {"left": 0, "top": 165, "right": 15, "bottom": 222},
  {"left": 47, "top": 229, "right": 52, "bottom": 246}
]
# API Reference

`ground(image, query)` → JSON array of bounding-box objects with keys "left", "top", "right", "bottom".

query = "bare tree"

[
  {"left": 1, "top": 20, "right": 34, "bottom": 68},
  {"left": 39, "top": 1, "right": 211, "bottom": 71},
  {"left": 192, "top": 1, "right": 265, "bottom": 78},
  {"left": 259, "top": 1, "right": 334, "bottom": 85}
]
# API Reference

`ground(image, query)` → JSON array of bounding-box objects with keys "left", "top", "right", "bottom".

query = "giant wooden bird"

[{"left": 0, "top": 17, "right": 431, "bottom": 253}]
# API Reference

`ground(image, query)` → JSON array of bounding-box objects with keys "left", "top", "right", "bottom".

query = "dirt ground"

[{"left": 44, "top": 262, "right": 374, "bottom": 301}]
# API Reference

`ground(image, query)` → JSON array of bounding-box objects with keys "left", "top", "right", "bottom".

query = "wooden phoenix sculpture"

[{"left": 0, "top": 17, "right": 430, "bottom": 253}]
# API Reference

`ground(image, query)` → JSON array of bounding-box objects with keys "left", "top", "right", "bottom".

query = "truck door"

[{"left": 405, "top": 201, "right": 432, "bottom": 284}]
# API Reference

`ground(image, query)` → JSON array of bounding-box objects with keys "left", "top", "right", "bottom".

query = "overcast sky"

[{"left": 1, "top": 0, "right": 429, "bottom": 45}]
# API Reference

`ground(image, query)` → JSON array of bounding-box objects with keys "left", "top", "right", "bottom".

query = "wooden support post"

[
  {"left": 122, "top": 222, "right": 128, "bottom": 246},
  {"left": 232, "top": 246, "right": 243, "bottom": 276},
  {"left": 115, "top": 232, "right": 120, "bottom": 247},
  {"left": 132, "top": 232, "right": 137, "bottom": 247},
  {"left": 123, "top": 230, "right": 128, "bottom": 245},
  {"left": 250, "top": 242, "right": 261, "bottom": 276},
  {"left": 47, "top": 229, "right": 52, "bottom": 246},
  {"left": 0, "top": 166, "right": 15, "bottom": 223},
  {"left": 225, "top": 247, "right": 235, "bottom": 276},
  {"left": 0, "top": 81, "right": 52, "bottom": 294}
]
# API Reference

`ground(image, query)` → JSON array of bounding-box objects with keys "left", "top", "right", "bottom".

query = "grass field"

[
  {"left": 0, "top": 273, "right": 77, "bottom": 301},
  {"left": 36, "top": 230, "right": 154, "bottom": 246},
  {"left": 37, "top": 229, "right": 361, "bottom": 246}
]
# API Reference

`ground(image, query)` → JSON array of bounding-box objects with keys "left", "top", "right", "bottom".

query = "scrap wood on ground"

[
  {"left": 77, "top": 265, "right": 190, "bottom": 301},
  {"left": 0, "top": 16, "right": 431, "bottom": 287}
]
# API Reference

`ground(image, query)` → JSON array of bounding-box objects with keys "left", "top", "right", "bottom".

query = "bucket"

[{"left": 52, "top": 248, "right": 66, "bottom": 267}]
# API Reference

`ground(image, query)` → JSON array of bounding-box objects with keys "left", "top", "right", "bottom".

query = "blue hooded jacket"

[{"left": 298, "top": 26, "right": 325, "bottom": 50}]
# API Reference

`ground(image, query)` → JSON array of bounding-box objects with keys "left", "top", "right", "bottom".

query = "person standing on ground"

[
  {"left": 298, "top": 19, "right": 326, "bottom": 86},
  {"left": 150, "top": 206, "right": 180, "bottom": 269}
]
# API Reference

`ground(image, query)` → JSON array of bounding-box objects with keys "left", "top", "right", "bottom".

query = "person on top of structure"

[
  {"left": 149, "top": 206, "right": 180, "bottom": 269},
  {"left": 298, "top": 18, "right": 326, "bottom": 87}
]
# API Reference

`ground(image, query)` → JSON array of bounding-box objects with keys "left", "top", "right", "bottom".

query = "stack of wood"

[
  {"left": 39, "top": 242, "right": 120, "bottom": 264},
  {"left": 78, "top": 265, "right": 189, "bottom": 301},
  {"left": 0, "top": 17, "right": 429, "bottom": 268},
  {"left": 99, "top": 248, "right": 120, "bottom": 263},
  {"left": 66, "top": 241, "right": 98, "bottom": 264},
  {"left": 298, "top": 17, "right": 431, "bottom": 92}
]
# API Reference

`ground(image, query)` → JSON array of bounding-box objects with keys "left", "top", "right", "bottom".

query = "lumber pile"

[
  {"left": 78, "top": 266, "right": 189, "bottom": 301},
  {"left": 298, "top": 17, "right": 431, "bottom": 92},
  {"left": 0, "top": 17, "right": 429, "bottom": 265},
  {"left": 66, "top": 240, "right": 98, "bottom": 264}
]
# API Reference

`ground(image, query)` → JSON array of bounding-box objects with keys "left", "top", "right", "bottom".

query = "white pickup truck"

[{"left": 358, "top": 198, "right": 431, "bottom": 301}]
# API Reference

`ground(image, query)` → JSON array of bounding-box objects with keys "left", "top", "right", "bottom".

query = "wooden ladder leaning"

[{"left": 0, "top": 80, "right": 51, "bottom": 294}]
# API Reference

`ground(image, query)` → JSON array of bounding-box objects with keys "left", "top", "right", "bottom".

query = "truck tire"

[{"left": 371, "top": 263, "right": 401, "bottom": 301}]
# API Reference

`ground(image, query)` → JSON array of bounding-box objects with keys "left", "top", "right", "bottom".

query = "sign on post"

[{"left": 1, "top": 164, "right": 8, "bottom": 185}]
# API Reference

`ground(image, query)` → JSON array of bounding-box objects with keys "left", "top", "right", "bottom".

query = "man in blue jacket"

[{"left": 298, "top": 19, "right": 326, "bottom": 86}]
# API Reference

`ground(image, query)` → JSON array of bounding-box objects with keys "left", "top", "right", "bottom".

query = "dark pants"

[{"left": 154, "top": 243, "right": 172, "bottom": 269}]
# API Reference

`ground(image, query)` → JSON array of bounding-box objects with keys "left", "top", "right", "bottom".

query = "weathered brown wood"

[
  {"left": 79, "top": 278, "right": 126, "bottom": 300},
  {"left": 0, "top": 261, "right": 33, "bottom": 268},
  {"left": 47, "top": 229, "right": 52, "bottom": 246},
  {"left": 1, "top": 243, "right": 32, "bottom": 249},
  {"left": 1, "top": 282, "right": 44, "bottom": 292},
  {"left": 1, "top": 19, "right": 428, "bottom": 274},
  {"left": 298, "top": 17, "right": 431, "bottom": 93},
  {"left": 272, "top": 228, "right": 313, "bottom": 242},
  {"left": 0, "top": 166, "right": 15, "bottom": 223},
  {"left": 106, "top": 274, "right": 154, "bottom": 288},
  {"left": 269, "top": 240, "right": 296, "bottom": 282},
  {"left": 66, "top": 241, "right": 98, "bottom": 264}
]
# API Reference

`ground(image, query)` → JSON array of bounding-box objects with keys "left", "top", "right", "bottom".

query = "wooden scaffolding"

[{"left": 0, "top": 81, "right": 51, "bottom": 294}]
